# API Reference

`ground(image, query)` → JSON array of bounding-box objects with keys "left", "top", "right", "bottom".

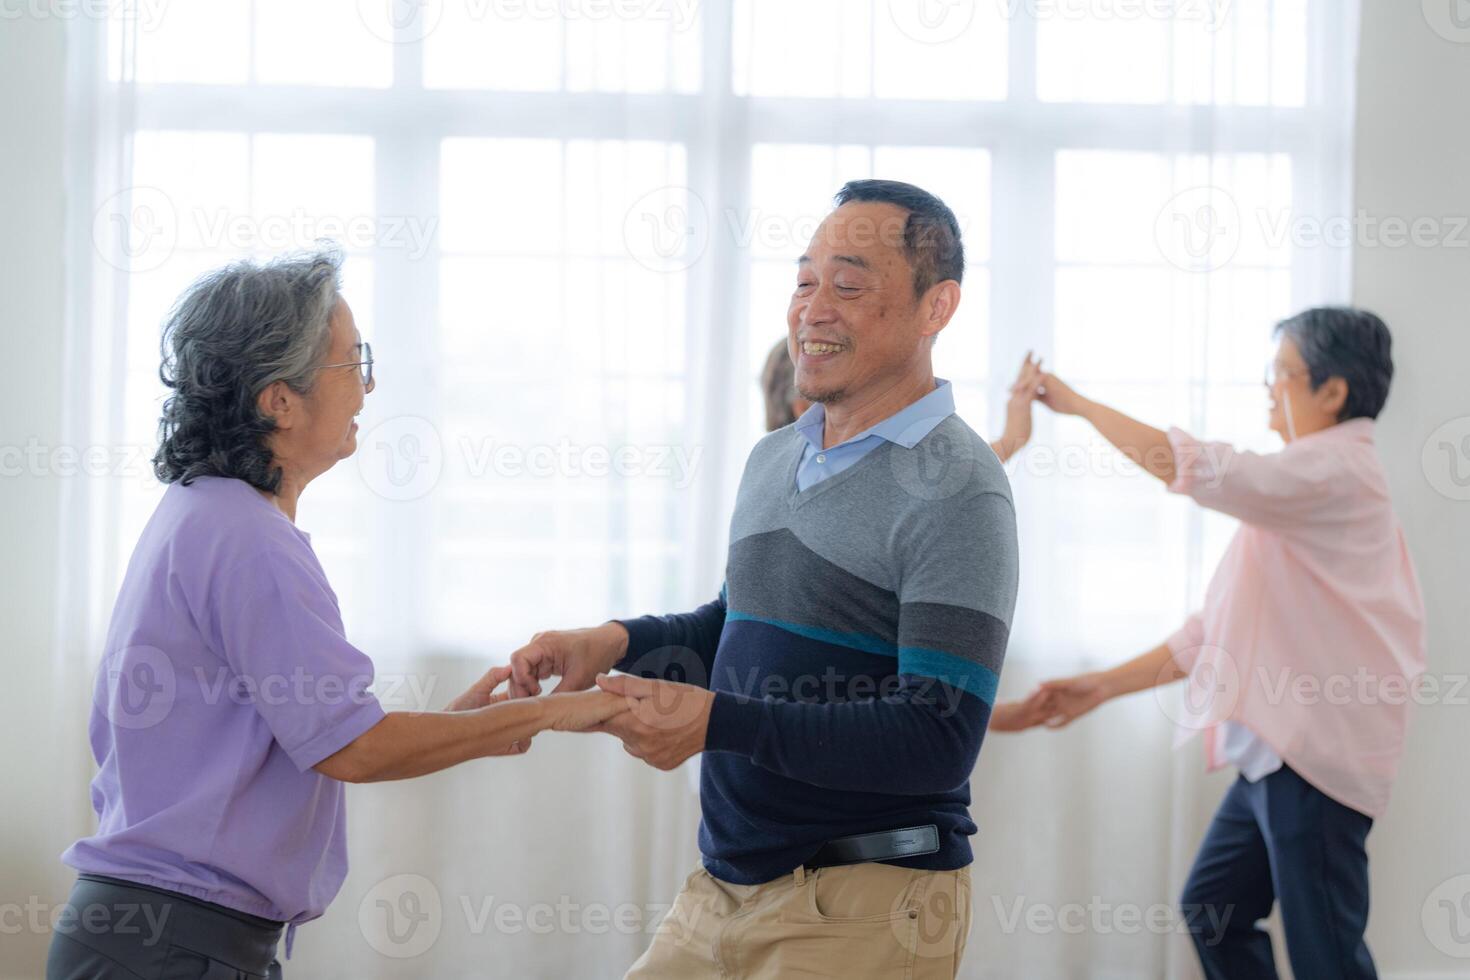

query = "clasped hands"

[
  {"left": 453, "top": 622, "right": 713, "bottom": 770},
  {"left": 987, "top": 671, "right": 1113, "bottom": 733}
]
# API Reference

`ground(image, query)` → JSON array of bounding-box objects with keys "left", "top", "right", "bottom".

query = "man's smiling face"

[{"left": 787, "top": 201, "right": 933, "bottom": 406}]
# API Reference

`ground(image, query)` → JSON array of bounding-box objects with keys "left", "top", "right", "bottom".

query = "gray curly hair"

[{"left": 152, "top": 245, "right": 344, "bottom": 493}]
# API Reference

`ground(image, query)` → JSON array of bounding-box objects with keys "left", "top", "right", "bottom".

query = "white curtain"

[{"left": 60, "top": 1, "right": 1360, "bottom": 976}]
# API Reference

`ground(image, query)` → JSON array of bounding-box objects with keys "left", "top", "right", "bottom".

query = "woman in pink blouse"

[{"left": 992, "top": 307, "right": 1426, "bottom": 980}]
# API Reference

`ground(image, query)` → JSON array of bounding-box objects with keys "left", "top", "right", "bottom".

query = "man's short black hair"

[
  {"left": 1273, "top": 306, "right": 1395, "bottom": 421},
  {"left": 833, "top": 179, "right": 964, "bottom": 299}
]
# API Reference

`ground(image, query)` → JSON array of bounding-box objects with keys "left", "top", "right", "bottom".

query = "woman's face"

[
  {"left": 1266, "top": 335, "right": 1343, "bottom": 442},
  {"left": 303, "top": 299, "right": 371, "bottom": 467}
]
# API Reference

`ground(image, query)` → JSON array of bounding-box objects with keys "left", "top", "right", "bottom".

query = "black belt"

[
  {"left": 62, "top": 875, "right": 284, "bottom": 976},
  {"left": 804, "top": 824, "right": 941, "bottom": 870}
]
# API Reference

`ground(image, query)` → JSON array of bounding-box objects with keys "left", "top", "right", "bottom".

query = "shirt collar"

[
  {"left": 793, "top": 379, "right": 956, "bottom": 451},
  {"left": 1286, "top": 415, "right": 1376, "bottom": 450}
]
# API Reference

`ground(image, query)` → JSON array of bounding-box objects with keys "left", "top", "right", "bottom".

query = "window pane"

[
  {"left": 425, "top": 1, "right": 699, "bottom": 92},
  {"left": 735, "top": 0, "right": 1006, "bottom": 100},
  {"left": 565, "top": 4, "right": 702, "bottom": 93},
  {"left": 1053, "top": 267, "right": 1176, "bottom": 383},
  {"left": 424, "top": 5, "right": 563, "bottom": 90},
  {"left": 1174, "top": 0, "right": 1307, "bottom": 107},
  {"left": 733, "top": 0, "right": 871, "bottom": 98},
  {"left": 566, "top": 141, "right": 690, "bottom": 261},
  {"left": 252, "top": 135, "right": 376, "bottom": 252},
  {"left": 1038, "top": 3, "right": 1171, "bottom": 104},
  {"left": 873, "top": 0, "right": 1007, "bottom": 101},
  {"left": 254, "top": 0, "right": 392, "bottom": 87},
  {"left": 128, "top": 0, "right": 251, "bottom": 85},
  {"left": 1056, "top": 150, "right": 1292, "bottom": 270},
  {"left": 1040, "top": 0, "right": 1308, "bottom": 106},
  {"left": 130, "top": 131, "right": 251, "bottom": 255},
  {"left": 440, "top": 139, "right": 564, "bottom": 254}
]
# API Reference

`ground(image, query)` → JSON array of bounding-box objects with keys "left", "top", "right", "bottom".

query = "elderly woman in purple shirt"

[{"left": 47, "top": 248, "right": 625, "bottom": 979}]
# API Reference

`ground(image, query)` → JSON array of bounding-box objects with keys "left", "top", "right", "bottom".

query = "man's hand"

[
  {"left": 1036, "top": 371, "right": 1091, "bottom": 418},
  {"left": 592, "top": 673, "right": 713, "bottom": 771},
  {"left": 508, "top": 623, "right": 629, "bottom": 699}
]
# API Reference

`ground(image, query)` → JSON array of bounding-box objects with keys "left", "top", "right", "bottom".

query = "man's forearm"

[
  {"left": 614, "top": 595, "right": 727, "bottom": 685},
  {"left": 1079, "top": 399, "right": 1177, "bottom": 485},
  {"left": 709, "top": 683, "right": 985, "bottom": 795}
]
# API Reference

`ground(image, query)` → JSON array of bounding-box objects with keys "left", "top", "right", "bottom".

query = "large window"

[{"left": 102, "top": 0, "right": 1349, "bottom": 664}]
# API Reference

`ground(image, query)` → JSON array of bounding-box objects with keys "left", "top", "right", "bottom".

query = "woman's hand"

[
  {"left": 445, "top": 665, "right": 537, "bottom": 756},
  {"left": 991, "top": 352, "right": 1045, "bottom": 463},
  {"left": 1034, "top": 672, "right": 1112, "bottom": 728},
  {"left": 1036, "top": 371, "right": 1092, "bottom": 418},
  {"left": 988, "top": 685, "right": 1057, "bottom": 732},
  {"left": 539, "top": 688, "right": 631, "bottom": 733},
  {"left": 446, "top": 664, "right": 516, "bottom": 713}
]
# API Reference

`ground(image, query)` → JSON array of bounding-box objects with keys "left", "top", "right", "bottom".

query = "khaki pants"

[{"left": 626, "top": 862, "right": 972, "bottom": 980}]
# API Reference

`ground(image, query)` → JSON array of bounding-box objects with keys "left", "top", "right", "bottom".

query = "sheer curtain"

[{"left": 61, "top": 1, "right": 1359, "bottom": 976}]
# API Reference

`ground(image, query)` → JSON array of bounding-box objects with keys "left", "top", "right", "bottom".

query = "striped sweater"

[{"left": 617, "top": 414, "right": 1019, "bottom": 884}]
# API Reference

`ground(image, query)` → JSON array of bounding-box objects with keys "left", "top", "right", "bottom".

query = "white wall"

[
  {"left": 1354, "top": 2, "right": 1470, "bottom": 977},
  {"left": 0, "top": 13, "right": 79, "bottom": 980}
]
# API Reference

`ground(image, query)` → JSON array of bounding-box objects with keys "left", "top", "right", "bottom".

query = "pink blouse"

[{"left": 1163, "top": 418, "right": 1426, "bottom": 819}]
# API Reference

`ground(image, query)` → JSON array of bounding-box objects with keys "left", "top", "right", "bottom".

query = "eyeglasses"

[
  {"left": 1263, "top": 361, "right": 1308, "bottom": 387},
  {"left": 318, "top": 342, "right": 374, "bottom": 389}
]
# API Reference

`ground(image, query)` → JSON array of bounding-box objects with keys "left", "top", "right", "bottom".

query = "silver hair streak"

[{"left": 152, "top": 244, "right": 344, "bottom": 493}]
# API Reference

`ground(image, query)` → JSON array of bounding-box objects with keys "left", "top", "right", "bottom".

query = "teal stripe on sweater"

[
  {"left": 725, "top": 611, "right": 999, "bottom": 703},
  {"left": 899, "top": 647, "right": 1000, "bottom": 704}
]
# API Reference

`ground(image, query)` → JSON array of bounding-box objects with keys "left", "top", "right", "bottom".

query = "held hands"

[
  {"left": 446, "top": 664, "right": 537, "bottom": 756},
  {"left": 1002, "top": 351, "right": 1044, "bottom": 442},
  {"left": 1034, "top": 369, "right": 1090, "bottom": 418},
  {"left": 989, "top": 671, "right": 1113, "bottom": 733},
  {"left": 502, "top": 624, "right": 710, "bottom": 770},
  {"left": 992, "top": 352, "right": 1045, "bottom": 463},
  {"left": 507, "top": 623, "right": 628, "bottom": 698},
  {"left": 592, "top": 673, "right": 713, "bottom": 771}
]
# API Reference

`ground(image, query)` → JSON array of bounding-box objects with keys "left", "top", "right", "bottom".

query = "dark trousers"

[
  {"left": 1181, "top": 765, "right": 1376, "bottom": 980},
  {"left": 47, "top": 875, "right": 283, "bottom": 980}
]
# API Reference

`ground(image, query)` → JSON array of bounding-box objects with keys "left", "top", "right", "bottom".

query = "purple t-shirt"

[{"left": 62, "top": 476, "right": 385, "bottom": 927}]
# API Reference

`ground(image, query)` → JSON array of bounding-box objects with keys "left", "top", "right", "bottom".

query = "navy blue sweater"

[{"left": 617, "top": 420, "right": 1019, "bottom": 884}]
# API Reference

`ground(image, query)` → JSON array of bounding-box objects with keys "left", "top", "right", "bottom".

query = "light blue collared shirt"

[{"left": 793, "top": 379, "right": 957, "bottom": 492}]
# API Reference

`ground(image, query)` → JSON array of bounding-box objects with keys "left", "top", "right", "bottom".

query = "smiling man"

[{"left": 509, "top": 180, "right": 1019, "bottom": 979}]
